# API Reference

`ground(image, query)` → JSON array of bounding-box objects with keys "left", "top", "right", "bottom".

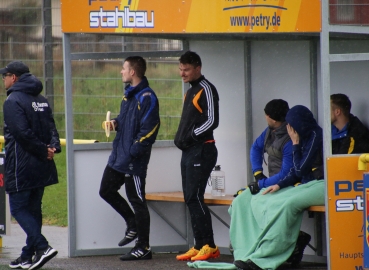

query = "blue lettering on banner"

[
  {"left": 334, "top": 180, "right": 364, "bottom": 212},
  {"left": 335, "top": 180, "right": 363, "bottom": 195}
]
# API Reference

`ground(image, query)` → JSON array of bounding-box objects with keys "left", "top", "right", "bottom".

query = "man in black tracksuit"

[
  {"left": 331, "top": 93, "right": 369, "bottom": 154},
  {"left": 174, "top": 51, "right": 220, "bottom": 261}
]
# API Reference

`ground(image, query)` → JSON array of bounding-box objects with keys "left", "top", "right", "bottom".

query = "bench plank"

[
  {"left": 146, "top": 191, "right": 233, "bottom": 205},
  {"left": 146, "top": 191, "right": 325, "bottom": 211},
  {"left": 308, "top": 205, "right": 325, "bottom": 212}
]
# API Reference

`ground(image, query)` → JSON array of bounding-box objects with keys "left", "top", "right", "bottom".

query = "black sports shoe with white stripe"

[
  {"left": 120, "top": 246, "right": 152, "bottom": 261},
  {"left": 29, "top": 245, "right": 58, "bottom": 270},
  {"left": 9, "top": 256, "right": 32, "bottom": 269},
  {"left": 118, "top": 229, "right": 138, "bottom": 246}
]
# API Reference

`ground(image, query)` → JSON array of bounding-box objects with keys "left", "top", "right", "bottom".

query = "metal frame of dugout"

[
  {"left": 62, "top": 35, "right": 190, "bottom": 256},
  {"left": 61, "top": 1, "right": 369, "bottom": 268}
]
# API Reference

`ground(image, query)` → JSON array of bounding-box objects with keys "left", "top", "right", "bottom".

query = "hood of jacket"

[
  {"left": 6, "top": 73, "right": 43, "bottom": 96},
  {"left": 285, "top": 105, "right": 319, "bottom": 138}
]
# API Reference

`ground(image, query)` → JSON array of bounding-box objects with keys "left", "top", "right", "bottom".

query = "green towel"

[
  {"left": 188, "top": 180, "right": 325, "bottom": 270},
  {"left": 187, "top": 261, "right": 237, "bottom": 269}
]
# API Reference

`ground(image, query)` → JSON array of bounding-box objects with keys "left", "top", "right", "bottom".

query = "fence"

[{"left": 0, "top": 0, "right": 183, "bottom": 142}]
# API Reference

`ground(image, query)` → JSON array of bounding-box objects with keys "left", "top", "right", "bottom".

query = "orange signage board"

[
  {"left": 61, "top": 0, "right": 321, "bottom": 34},
  {"left": 327, "top": 156, "right": 367, "bottom": 270}
]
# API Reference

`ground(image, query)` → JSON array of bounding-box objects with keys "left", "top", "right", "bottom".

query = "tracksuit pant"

[
  {"left": 99, "top": 165, "right": 150, "bottom": 247},
  {"left": 9, "top": 187, "right": 49, "bottom": 259},
  {"left": 180, "top": 142, "right": 218, "bottom": 249}
]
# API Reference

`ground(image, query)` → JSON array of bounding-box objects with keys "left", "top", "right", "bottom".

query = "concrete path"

[
  {"left": 0, "top": 223, "right": 327, "bottom": 270},
  {"left": 1, "top": 223, "right": 68, "bottom": 258}
]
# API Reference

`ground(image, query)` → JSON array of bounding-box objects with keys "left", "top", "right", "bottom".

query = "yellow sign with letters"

[
  {"left": 61, "top": 0, "right": 321, "bottom": 34},
  {"left": 327, "top": 156, "right": 367, "bottom": 270}
]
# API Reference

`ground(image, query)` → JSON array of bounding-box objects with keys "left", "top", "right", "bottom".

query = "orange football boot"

[
  {"left": 191, "top": 245, "right": 220, "bottom": 261},
  {"left": 176, "top": 247, "right": 199, "bottom": 261}
]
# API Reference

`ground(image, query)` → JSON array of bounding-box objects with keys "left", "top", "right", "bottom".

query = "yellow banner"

[
  {"left": 327, "top": 156, "right": 366, "bottom": 270},
  {"left": 61, "top": 0, "right": 321, "bottom": 34}
]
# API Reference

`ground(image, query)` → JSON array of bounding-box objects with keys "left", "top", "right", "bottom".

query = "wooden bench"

[
  {"left": 147, "top": 191, "right": 234, "bottom": 205},
  {"left": 146, "top": 191, "right": 326, "bottom": 212},
  {"left": 146, "top": 191, "right": 325, "bottom": 255}
]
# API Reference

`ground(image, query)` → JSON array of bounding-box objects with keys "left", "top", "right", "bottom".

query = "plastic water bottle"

[{"left": 211, "top": 165, "right": 225, "bottom": 196}]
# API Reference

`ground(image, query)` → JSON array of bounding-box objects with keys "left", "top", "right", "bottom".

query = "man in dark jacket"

[
  {"left": 174, "top": 51, "right": 220, "bottom": 261},
  {"left": 331, "top": 93, "right": 369, "bottom": 154},
  {"left": 99, "top": 56, "right": 160, "bottom": 261},
  {"left": 1, "top": 61, "right": 60, "bottom": 270},
  {"left": 249, "top": 99, "right": 292, "bottom": 192}
]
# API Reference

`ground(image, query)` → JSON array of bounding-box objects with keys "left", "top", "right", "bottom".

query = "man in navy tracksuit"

[
  {"left": 330, "top": 93, "right": 369, "bottom": 154},
  {"left": 1, "top": 61, "right": 60, "bottom": 270},
  {"left": 99, "top": 56, "right": 160, "bottom": 261},
  {"left": 174, "top": 51, "right": 220, "bottom": 261}
]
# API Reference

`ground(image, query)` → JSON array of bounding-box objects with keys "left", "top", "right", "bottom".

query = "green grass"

[{"left": 42, "top": 146, "right": 68, "bottom": 227}]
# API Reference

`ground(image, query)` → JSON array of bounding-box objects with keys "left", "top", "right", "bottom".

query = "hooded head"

[
  {"left": 264, "top": 99, "right": 289, "bottom": 122},
  {"left": 285, "top": 105, "right": 319, "bottom": 138}
]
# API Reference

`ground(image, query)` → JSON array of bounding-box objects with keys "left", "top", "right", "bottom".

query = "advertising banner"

[
  {"left": 61, "top": 0, "right": 321, "bottom": 34},
  {"left": 327, "top": 156, "right": 367, "bottom": 270},
  {"left": 364, "top": 173, "right": 369, "bottom": 269}
]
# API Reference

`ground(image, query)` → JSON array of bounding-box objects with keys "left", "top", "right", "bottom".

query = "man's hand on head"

[{"left": 287, "top": 124, "right": 300, "bottom": 145}]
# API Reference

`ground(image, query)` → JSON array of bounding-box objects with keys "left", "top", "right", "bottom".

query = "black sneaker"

[
  {"left": 118, "top": 229, "right": 137, "bottom": 247},
  {"left": 234, "top": 259, "right": 262, "bottom": 270},
  {"left": 120, "top": 246, "right": 152, "bottom": 261},
  {"left": 287, "top": 231, "right": 311, "bottom": 266},
  {"left": 9, "top": 257, "right": 32, "bottom": 269},
  {"left": 29, "top": 246, "right": 58, "bottom": 270}
]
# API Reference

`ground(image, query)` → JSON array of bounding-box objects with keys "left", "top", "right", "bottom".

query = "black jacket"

[
  {"left": 3, "top": 73, "right": 61, "bottom": 193},
  {"left": 332, "top": 114, "right": 369, "bottom": 154},
  {"left": 174, "top": 75, "right": 219, "bottom": 150}
]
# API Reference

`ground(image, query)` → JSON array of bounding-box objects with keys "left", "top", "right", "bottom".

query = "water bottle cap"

[{"left": 214, "top": 165, "right": 221, "bottom": 171}]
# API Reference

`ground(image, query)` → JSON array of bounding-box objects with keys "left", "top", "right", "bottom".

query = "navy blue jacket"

[
  {"left": 107, "top": 77, "right": 160, "bottom": 178},
  {"left": 3, "top": 73, "right": 61, "bottom": 193},
  {"left": 278, "top": 105, "right": 323, "bottom": 189},
  {"left": 332, "top": 114, "right": 369, "bottom": 154}
]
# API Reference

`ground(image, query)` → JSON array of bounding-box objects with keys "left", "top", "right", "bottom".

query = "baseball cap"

[
  {"left": 264, "top": 99, "right": 289, "bottom": 122},
  {"left": 0, "top": 61, "right": 30, "bottom": 76}
]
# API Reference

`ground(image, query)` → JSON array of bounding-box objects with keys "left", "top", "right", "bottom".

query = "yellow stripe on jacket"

[{"left": 139, "top": 123, "right": 160, "bottom": 143}]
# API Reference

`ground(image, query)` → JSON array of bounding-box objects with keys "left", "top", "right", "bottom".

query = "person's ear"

[
  {"left": 335, "top": 108, "right": 342, "bottom": 116},
  {"left": 195, "top": 65, "right": 201, "bottom": 73},
  {"left": 12, "top": 74, "right": 18, "bottom": 83},
  {"left": 129, "top": 68, "right": 135, "bottom": 77}
]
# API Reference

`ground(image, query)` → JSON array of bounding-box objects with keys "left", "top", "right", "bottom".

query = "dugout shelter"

[{"left": 61, "top": 1, "right": 369, "bottom": 269}]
